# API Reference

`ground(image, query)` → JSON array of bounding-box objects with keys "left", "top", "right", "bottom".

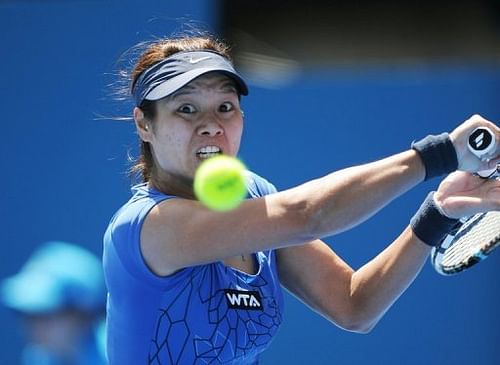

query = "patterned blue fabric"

[{"left": 103, "top": 172, "right": 284, "bottom": 364}]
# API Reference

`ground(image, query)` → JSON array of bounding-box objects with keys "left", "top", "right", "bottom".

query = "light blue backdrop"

[{"left": 1, "top": 1, "right": 498, "bottom": 364}]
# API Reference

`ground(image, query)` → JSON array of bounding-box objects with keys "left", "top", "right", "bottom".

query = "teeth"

[
  {"left": 197, "top": 146, "right": 221, "bottom": 154},
  {"left": 198, "top": 152, "right": 220, "bottom": 159},
  {"left": 197, "top": 146, "right": 222, "bottom": 159}
]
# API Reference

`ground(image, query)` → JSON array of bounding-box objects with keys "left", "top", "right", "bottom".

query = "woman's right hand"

[{"left": 449, "top": 114, "right": 500, "bottom": 173}]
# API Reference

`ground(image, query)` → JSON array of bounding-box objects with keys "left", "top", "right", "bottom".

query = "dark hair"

[{"left": 126, "top": 35, "right": 233, "bottom": 182}]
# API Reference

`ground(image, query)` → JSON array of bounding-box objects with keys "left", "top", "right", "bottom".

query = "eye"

[
  {"left": 177, "top": 104, "right": 196, "bottom": 114},
  {"left": 219, "top": 102, "right": 234, "bottom": 113}
]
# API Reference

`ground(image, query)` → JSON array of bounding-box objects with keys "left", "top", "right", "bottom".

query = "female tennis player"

[{"left": 103, "top": 33, "right": 500, "bottom": 364}]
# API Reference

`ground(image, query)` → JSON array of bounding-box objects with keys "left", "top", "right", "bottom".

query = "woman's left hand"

[{"left": 434, "top": 171, "right": 500, "bottom": 219}]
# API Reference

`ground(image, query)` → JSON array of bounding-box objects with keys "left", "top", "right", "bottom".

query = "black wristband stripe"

[
  {"left": 411, "top": 133, "right": 458, "bottom": 181},
  {"left": 410, "top": 192, "right": 459, "bottom": 247}
]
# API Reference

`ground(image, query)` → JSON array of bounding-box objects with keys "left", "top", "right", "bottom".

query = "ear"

[{"left": 134, "top": 107, "right": 152, "bottom": 142}]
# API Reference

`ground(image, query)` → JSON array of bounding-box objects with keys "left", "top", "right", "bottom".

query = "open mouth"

[{"left": 196, "top": 146, "right": 223, "bottom": 160}]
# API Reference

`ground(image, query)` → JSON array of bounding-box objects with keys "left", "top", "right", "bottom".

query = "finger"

[{"left": 467, "top": 114, "right": 499, "bottom": 131}]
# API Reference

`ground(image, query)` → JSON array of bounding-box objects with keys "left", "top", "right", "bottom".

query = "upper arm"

[
  {"left": 276, "top": 240, "right": 356, "bottom": 328},
  {"left": 140, "top": 194, "right": 312, "bottom": 276}
]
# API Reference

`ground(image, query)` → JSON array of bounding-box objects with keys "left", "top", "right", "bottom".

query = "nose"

[{"left": 197, "top": 117, "right": 224, "bottom": 137}]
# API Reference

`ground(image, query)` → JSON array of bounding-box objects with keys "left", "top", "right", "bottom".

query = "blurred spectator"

[{"left": 1, "top": 241, "right": 106, "bottom": 365}]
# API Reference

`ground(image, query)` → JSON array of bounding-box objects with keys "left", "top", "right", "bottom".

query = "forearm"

[
  {"left": 348, "top": 226, "right": 431, "bottom": 331},
  {"left": 280, "top": 150, "right": 425, "bottom": 238}
]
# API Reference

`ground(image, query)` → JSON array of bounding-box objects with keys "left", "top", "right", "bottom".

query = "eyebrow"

[
  {"left": 220, "top": 81, "right": 238, "bottom": 92},
  {"left": 170, "top": 86, "right": 196, "bottom": 100},
  {"left": 170, "top": 80, "right": 238, "bottom": 100}
]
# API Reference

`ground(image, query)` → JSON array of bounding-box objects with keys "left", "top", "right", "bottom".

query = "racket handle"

[
  {"left": 475, "top": 167, "right": 498, "bottom": 178},
  {"left": 468, "top": 127, "right": 497, "bottom": 177},
  {"left": 467, "top": 127, "right": 496, "bottom": 159}
]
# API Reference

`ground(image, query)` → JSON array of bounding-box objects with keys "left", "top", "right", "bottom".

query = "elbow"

[
  {"left": 347, "top": 322, "right": 377, "bottom": 334},
  {"left": 337, "top": 317, "right": 378, "bottom": 334},
  {"left": 327, "top": 305, "right": 380, "bottom": 334}
]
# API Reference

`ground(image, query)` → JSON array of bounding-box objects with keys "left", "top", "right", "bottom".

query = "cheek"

[
  {"left": 150, "top": 128, "right": 190, "bottom": 166},
  {"left": 152, "top": 124, "right": 180, "bottom": 149},
  {"left": 229, "top": 122, "right": 243, "bottom": 153}
]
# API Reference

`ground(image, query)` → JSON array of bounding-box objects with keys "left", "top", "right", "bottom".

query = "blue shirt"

[{"left": 103, "top": 172, "right": 284, "bottom": 364}]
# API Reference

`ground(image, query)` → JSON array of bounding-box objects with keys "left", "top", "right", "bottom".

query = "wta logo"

[{"left": 224, "top": 289, "right": 263, "bottom": 310}]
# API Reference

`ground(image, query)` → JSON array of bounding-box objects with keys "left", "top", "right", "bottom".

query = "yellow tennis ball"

[{"left": 194, "top": 155, "right": 247, "bottom": 211}]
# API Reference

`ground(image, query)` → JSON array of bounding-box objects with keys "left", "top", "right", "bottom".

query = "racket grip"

[
  {"left": 474, "top": 166, "right": 498, "bottom": 178},
  {"left": 467, "top": 127, "right": 496, "bottom": 160}
]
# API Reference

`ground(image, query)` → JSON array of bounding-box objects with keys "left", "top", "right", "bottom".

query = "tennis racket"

[{"left": 431, "top": 127, "right": 500, "bottom": 275}]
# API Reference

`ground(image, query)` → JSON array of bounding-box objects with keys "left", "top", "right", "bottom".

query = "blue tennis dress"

[{"left": 103, "top": 172, "right": 284, "bottom": 364}]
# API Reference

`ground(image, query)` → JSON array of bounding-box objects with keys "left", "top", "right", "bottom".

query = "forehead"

[{"left": 177, "top": 72, "right": 238, "bottom": 94}]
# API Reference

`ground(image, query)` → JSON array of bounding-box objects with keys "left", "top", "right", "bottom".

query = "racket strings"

[{"left": 440, "top": 211, "right": 500, "bottom": 269}]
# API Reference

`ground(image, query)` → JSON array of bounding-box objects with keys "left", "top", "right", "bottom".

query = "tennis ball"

[{"left": 194, "top": 155, "right": 247, "bottom": 211}]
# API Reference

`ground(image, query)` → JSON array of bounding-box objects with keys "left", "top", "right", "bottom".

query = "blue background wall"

[{"left": 1, "top": 1, "right": 498, "bottom": 364}]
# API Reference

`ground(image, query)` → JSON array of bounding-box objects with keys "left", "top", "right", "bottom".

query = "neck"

[{"left": 149, "top": 170, "right": 195, "bottom": 199}]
